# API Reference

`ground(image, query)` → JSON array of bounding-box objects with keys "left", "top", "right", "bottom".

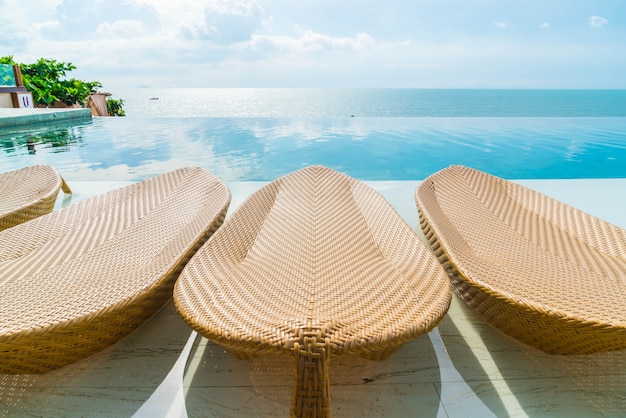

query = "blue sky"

[{"left": 1, "top": 0, "right": 624, "bottom": 90}]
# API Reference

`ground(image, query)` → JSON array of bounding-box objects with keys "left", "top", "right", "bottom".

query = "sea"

[{"left": 1, "top": 88, "right": 626, "bottom": 182}]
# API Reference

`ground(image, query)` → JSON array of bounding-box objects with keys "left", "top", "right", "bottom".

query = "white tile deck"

[{"left": 1, "top": 179, "right": 625, "bottom": 417}]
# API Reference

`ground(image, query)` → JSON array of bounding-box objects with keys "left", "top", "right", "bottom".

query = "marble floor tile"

[{"left": 183, "top": 382, "right": 444, "bottom": 418}]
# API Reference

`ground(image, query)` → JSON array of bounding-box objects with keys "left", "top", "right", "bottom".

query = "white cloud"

[
  {"left": 250, "top": 31, "right": 375, "bottom": 54},
  {"left": 96, "top": 20, "right": 147, "bottom": 38},
  {"left": 38, "top": 0, "right": 160, "bottom": 40},
  {"left": 2, "top": 1, "right": 626, "bottom": 89},
  {"left": 33, "top": 20, "right": 62, "bottom": 32},
  {"left": 182, "top": 0, "right": 269, "bottom": 43},
  {"left": 588, "top": 16, "right": 609, "bottom": 28}
]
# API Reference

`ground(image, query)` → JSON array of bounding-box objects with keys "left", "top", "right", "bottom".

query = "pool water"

[{"left": 2, "top": 116, "right": 626, "bottom": 182}]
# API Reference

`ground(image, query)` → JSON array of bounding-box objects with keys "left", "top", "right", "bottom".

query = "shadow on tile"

[
  {"left": 439, "top": 297, "right": 626, "bottom": 417},
  {"left": 183, "top": 331, "right": 443, "bottom": 417},
  {"left": 0, "top": 300, "right": 193, "bottom": 417}
]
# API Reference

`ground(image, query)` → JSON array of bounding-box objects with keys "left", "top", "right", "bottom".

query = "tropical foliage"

[
  {"left": 106, "top": 98, "right": 126, "bottom": 117},
  {"left": 0, "top": 55, "right": 125, "bottom": 116}
]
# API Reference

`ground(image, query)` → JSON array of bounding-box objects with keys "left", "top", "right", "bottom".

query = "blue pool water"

[{"left": 1, "top": 89, "right": 626, "bottom": 181}]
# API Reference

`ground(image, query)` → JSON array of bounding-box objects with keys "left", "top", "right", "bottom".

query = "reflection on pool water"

[{"left": 1, "top": 116, "right": 626, "bottom": 182}]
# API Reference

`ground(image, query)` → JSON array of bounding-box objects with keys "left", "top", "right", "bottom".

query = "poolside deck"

[
  {"left": 1, "top": 180, "right": 625, "bottom": 417},
  {"left": 0, "top": 108, "right": 92, "bottom": 129}
]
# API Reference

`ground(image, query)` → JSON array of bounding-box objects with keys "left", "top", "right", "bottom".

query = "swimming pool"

[{"left": 2, "top": 115, "right": 626, "bottom": 182}]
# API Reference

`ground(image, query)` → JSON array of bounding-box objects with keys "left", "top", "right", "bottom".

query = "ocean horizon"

[
  {"left": 119, "top": 87, "right": 626, "bottom": 118},
  {"left": 2, "top": 88, "right": 626, "bottom": 181}
]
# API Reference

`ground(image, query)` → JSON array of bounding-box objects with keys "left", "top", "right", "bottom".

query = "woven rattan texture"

[
  {"left": 0, "top": 167, "right": 230, "bottom": 374},
  {"left": 0, "top": 165, "right": 71, "bottom": 231},
  {"left": 174, "top": 165, "right": 451, "bottom": 417},
  {"left": 415, "top": 165, "right": 626, "bottom": 355}
]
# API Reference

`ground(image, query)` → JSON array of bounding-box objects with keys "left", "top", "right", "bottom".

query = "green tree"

[
  {"left": 0, "top": 56, "right": 17, "bottom": 66},
  {"left": 19, "top": 58, "right": 91, "bottom": 106},
  {"left": 106, "top": 98, "right": 126, "bottom": 117},
  {"left": 0, "top": 55, "right": 122, "bottom": 114},
  {"left": 57, "top": 78, "right": 102, "bottom": 106}
]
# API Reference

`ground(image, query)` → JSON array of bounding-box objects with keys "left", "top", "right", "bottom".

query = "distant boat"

[{"left": 149, "top": 97, "right": 159, "bottom": 100}]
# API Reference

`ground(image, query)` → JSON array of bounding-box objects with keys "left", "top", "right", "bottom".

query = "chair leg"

[
  {"left": 291, "top": 328, "right": 332, "bottom": 418},
  {"left": 60, "top": 176, "right": 72, "bottom": 194}
]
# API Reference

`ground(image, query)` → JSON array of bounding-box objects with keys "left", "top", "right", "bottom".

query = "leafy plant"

[
  {"left": 19, "top": 58, "right": 95, "bottom": 106},
  {"left": 0, "top": 55, "right": 123, "bottom": 115},
  {"left": 0, "top": 56, "right": 16, "bottom": 65},
  {"left": 106, "top": 98, "right": 126, "bottom": 116},
  {"left": 57, "top": 78, "right": 102, "bottom": 106}
]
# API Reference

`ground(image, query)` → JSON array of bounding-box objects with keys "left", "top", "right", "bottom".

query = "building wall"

[{"left": 0, "top": 93, "right": 14, "bottom": 108}]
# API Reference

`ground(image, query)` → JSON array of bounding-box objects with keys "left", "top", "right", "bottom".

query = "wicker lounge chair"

[
  {"left": 174, "top": 165, "right": 451, "bottom": 417},
  {"left": 415, "top": 165, "right": 626, "bottom": 355},
  {"left": 0, "top": 165, "right": 71, "bottom": 231},
  {"left": 0, "top": 167, "right": 230, "bottom": 374}
]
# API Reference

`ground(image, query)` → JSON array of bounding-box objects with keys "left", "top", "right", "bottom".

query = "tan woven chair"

[
  {"left": 174, "top": 165, "right": 451, "bottom": 417},
  {"left": 415, "top": 165, "right": 626, "bottom": 355},
  {"left": 0, "top": 165, "right": 72, "bottom": 231},
  {"left": 0, "top": 167, "right": 230, "bottom": 374}
]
